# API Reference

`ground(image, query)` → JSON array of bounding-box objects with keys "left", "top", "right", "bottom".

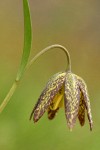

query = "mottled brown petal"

[
  {"left": 48, "top": 107, "right": 59, "bottom": 120},
  {"left": 30, "top": 72, "right": 66, "bottom": 122},
  {"left": 64, "top": 72, "right": 80, "bottom": 130},
  {"left": 77, "top": 76, "right": 93, "bottom": 131},
  {"left": 78, "top": 90, "right": 85, "bottom": 126}
]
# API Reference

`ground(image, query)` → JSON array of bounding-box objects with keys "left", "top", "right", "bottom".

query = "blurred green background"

[{"left": 0, "top": 0, "right": 100, "bottom": 150}]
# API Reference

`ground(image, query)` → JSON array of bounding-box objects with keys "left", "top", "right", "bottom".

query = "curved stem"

[
  {"left": 0, "top": 44, "right": 71, "bottom": 114},
  {"left": 25, "top": 44, "right": 71, "bottom": 72},
  {"left": 0, "top": 81, "right": 19, "bottom": 113}
]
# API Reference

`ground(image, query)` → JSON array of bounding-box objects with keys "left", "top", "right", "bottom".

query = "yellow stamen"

[{"left": 50, "top": 88, "right": 64, "bottom": 110}]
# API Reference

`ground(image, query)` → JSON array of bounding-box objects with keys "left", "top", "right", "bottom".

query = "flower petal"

[
  {"left": 47, "top": 88, "right": 64, "bottom": 120},
  {"left": 77, "top": 76, "right": 93, "bottom": 130},
  {"left": 78, "top": 90, "right": 85, "bottom": 126},
  {"left": 48, "top": 107, "right": 59, "bottom": 120},
  {"left": 30, "top": 72, "right": 66, "bottom": 122},
  {"left": 64, "top": 72, "right": 80, "bottom": 130}
]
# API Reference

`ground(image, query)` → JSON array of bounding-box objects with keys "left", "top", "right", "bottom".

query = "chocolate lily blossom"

[
  {"left": 30, "top": 45, "right": 93, "bottom": 131},
  {"left": 30, "top": 71, "right": 93, "bottom": 130}
]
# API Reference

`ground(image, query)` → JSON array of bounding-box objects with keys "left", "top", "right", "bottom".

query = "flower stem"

[
  {"left": 0, "top": 44, "right": 71, "bottom": 114},
  {"left": 0, "top": 81, "right": 19, "bottom": 113},
  {"left": 25, "top": 44, "right": 71, "bottom": 72}
]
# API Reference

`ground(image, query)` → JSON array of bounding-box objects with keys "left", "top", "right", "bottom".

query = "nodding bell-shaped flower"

[
  {"left": 30, "top": 71, "right": 93, "bottom": 131},
  {"left": 29, "top": 44, "right": 93, "bottom": 131}
]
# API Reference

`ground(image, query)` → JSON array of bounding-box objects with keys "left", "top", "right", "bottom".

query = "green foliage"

[
  {"left": 16, "top": 0, "right": 32, "bottom": 81},
  {"left": 0, "top": 0, "right": 32, "bottom": 113}
]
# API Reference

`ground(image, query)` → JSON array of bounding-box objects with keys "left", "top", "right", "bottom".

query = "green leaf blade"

[{"left": 16, "top": 0, "right": 32, "bottom": 81}]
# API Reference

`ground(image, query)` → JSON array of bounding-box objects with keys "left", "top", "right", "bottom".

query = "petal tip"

[
  {"left": 30, "top": 112, "right": 33, "bottom": 121},
  {"left": 69, "top": 128, "right": 73, "bottom": 132},
  {"left": 90, "top": 121, "right": 93, "bottom": 131},
  {"left": 67, "top": 123, "right": 74, "bottom": 131}
]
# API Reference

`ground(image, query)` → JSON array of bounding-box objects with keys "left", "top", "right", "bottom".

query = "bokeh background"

[{"left": 0, "top": 0, "right": 100, "bottom": 150}]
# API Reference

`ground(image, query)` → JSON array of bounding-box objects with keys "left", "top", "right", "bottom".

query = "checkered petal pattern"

[
  {"left": 30, "top": 72, "right": 66, "bottom": 122},
  {"left": 64, "top": 72, "right": 80, "bottom": 130},
  {"left": 77, "top": 76, "right": 93, "bottom": 130}
]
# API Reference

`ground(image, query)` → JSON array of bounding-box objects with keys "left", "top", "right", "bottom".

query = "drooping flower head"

[{"left": 30, "top": 71, "right": 93, "bottom": 131}]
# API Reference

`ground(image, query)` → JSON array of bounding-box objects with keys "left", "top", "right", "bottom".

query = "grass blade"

[
  {"left": 16, "top": 0, "right": 32, "bottom": 81},
  {"left": 0, "top": 0, "right": 32, "bottom": 113}
]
